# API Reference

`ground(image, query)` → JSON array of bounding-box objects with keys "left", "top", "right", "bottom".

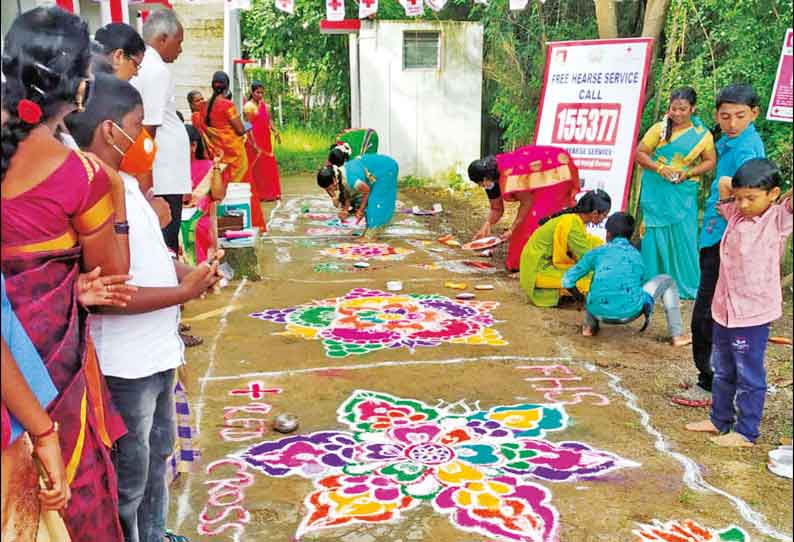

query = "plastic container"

[
  {"left": 386, "top": 281, "right": 403, "bottom": 291},
  {"left": 218, "top": 183, "right": 252, "bottom": 229},
  {"left": 768, "top": 446, "right": 793, "bottom": 479}
]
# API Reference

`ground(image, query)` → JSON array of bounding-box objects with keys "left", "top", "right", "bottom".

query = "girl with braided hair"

[
  {"left": 519, "top": 189, "right": 611, "bottom": 307},
  {"left": 1, "top": 7, "right": 130, "bottom": 541},
  {"left": 198, "top": 71, "right": 266, "bottom": 231}
]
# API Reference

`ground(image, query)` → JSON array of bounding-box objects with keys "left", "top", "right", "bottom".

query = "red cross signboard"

[
  {"left": 326, "top": 0, "right": 345, "bottom": 21},
  {"left": 359, "top": 0, "right": 378, "bottom": 18},
  {"left": 401, "top": 0, "right": 423, "bottom": 16}
]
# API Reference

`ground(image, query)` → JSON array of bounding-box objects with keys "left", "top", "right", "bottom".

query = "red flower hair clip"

[{"left": 17, "top": 99, "right": 42, "bottom": 125}]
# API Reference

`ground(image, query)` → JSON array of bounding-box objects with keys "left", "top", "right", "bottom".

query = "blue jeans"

[
  {"left": 584, "top": 275, "right": 684, "bottom": 337},
  {"left": 709, "top": 323, "right": 769, "bottom": 442},
  {"left": 107, "top": 369, "right": 176, "bottom": 542}
]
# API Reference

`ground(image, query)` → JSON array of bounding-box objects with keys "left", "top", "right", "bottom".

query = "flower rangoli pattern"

[
  {"left": 239, "top": 390, "right": 638, "bottom": 540},
  {"left": 634, "top": 519, "right": 749, "bottom": 541},
  {"left": 320, "top": 242, "right": 414, "bottom": 261},
  {"left": 250, "top": 288, "right": 506, "bottom": 358}
]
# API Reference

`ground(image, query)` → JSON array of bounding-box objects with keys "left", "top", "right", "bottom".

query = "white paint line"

[
  {"left": 200, "top": 355, "right": 572, "bottom": 382},
  {"left": 265, "top": 199, "right": 282, "bottom": 227},
  {"left": 174, "top": 278, "right": 248, "bottom": 531},
  {"left": 601, "top": 367, "right": 792, "bottom": 542}
]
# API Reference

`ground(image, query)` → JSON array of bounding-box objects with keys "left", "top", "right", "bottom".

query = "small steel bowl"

[{"left": 273, "top": 413, "right": 299, "bottom": 434}]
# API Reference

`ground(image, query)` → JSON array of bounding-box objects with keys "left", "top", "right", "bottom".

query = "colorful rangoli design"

[
  {"left": 320, "top": 242, "right": 414, "bottom": 261},
  {"left": 634, "top": 519, "right": 749, "bottom": 541},
  {"left": 250, "top": 288, "right": 506, "bottom": 358},
  {"left": 238, "top": 390, "right": 638, "bottom": 540}
]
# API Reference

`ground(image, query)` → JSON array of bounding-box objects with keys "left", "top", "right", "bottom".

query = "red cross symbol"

[
  {"left": 228, "top": 382, "right": 282, "bottom": 400},
  {"left": 406, "top": 0, "right": 418, "bottom": 5},
  {"left": 362, "top": 0, "right": 375, "bottom": 8},
  {"left": 279, "top": 0, "right": 290, "bottom": 7},
  {"left": 328, "top": 0, "right": 342, "bottom": 10}
]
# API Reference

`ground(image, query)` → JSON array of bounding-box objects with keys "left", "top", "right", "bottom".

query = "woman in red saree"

[
  {"left": 199, "top": 71, "right": 266, "bottom": 231},
  {"left": 243, "top": 81, "right": 282, "bottom": 201},
  {"left": 1, "top": 7, "right": 130, "bottom": 540},
  {"left": 468, "top": 145, "right": 580, "bottom": 271}
]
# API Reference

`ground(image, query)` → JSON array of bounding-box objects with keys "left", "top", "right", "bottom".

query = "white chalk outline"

[{"left": 174, "top": 278, "right": 248, "bottom": 534}]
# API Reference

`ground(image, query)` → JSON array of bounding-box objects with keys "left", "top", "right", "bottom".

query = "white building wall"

[{"left": 355, "top": 20, "right": 483, "bottom": 179}]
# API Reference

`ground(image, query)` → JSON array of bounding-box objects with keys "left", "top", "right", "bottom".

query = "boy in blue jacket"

[{"left": 562, "top": 213, "right": 690, "bottom": 346}]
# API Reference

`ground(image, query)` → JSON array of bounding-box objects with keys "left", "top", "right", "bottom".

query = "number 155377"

[{"left": 551, "top": 103, "right": 621, "bottom": 146}]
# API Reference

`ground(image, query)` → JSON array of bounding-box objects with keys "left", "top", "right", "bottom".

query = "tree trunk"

[
  {"left": 594, "top": 0, "right": 619, "bottom": 39},
  {"left": 641, "top": 0, "right": 671, "bottom": 47}
]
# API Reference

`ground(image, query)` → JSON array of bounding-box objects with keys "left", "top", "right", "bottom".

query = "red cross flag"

[
  {"left": 359, "top": 0, "right": 377, "bottom": 19},
  {"left": 509, "top": 0, "right": 528, "bottom": 9},
  {"left": 400, "top": 0, "right": 423, "bottom": 17},
  {"left": 276, "top": 0, "right": 294, "bottom": 14},
  {"left": 326, "top": 0, "right": 345, "bottom": 21},
  {"left": 425, "top": 0, "right": 446, "bottom": 13}
]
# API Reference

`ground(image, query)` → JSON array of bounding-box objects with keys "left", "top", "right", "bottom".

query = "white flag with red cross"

[
  {"left": 400, "top": 0, "right": 423, "bottom": 17},
  {"left": 275, "top": 0, "right": 294, "bottom": 14},
  {"left": 326, "top": 0, "right": 345, "bottom": 21},
  {"left": 358, "top": 0, "right": 377, "bottom": 19},
  {"left": 425, "top": 0, "right": 446, "bottom": 12}
]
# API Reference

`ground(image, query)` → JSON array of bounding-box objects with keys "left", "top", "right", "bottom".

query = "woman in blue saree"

[
  {"left": 635, "top": 87, "right": 716, "bottom": 299},
  {"left": 317, "top": 144, "right": 399, "bottom": 237}
]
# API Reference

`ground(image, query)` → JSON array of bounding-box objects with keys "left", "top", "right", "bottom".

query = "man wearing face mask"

[
  {"left": 65, "top": 73, "right": 220, "bottom": 542},
  {"left": 131, "top": 8, "right": 188, "bottom": 255},
  {"left": 467, "top": 146, "right": 580, "bottom": 272}
]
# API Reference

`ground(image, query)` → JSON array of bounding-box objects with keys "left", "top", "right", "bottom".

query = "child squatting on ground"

[
  {"left": 686, "top": 158, "right": 793, "bottom": 447},
  {"left": 561, "top": 212, "right": 689, "bottom": 346}
]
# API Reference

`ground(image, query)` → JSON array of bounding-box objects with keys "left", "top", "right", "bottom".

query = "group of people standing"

[
  {"left": 0, "top": 5, "right": 286, "bottom": 542},
  {"left": 467, "top": 83, "right": 792, "bottom": 448}
]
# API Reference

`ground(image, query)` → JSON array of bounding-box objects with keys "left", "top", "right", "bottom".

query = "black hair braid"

[
  {"left": 206, "top": 71, "right": 230, "bottom": 128},
  {"left": 1, "top": 6, "right": 91, "bottom": 182},
  {"left": 538, "top": 189, "right": 612, "bottom": 226}
]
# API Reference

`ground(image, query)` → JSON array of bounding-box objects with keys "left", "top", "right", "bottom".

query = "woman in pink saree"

[
  {"left": 468, "top": 145, "right": 580, "bottom": 271},
  {"left": 1, "top": 7, "right": 131, "bottom": 540},
  {"left": 243, "top": 81, "right": 282, "bottom": 201},
  {"left": 183, "top": 125, "right": 228, "bottom": 265}
]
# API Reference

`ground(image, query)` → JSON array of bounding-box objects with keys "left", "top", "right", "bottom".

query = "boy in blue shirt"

[{"left": 562, "top": 213, "right": 690, "bottom": 345}]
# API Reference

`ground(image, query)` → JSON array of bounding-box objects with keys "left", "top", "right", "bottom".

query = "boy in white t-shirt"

[{"left": 66, "top": 73, "right": 219, "bottom": 542}]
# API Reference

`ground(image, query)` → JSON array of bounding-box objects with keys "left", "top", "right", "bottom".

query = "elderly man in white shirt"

[{"left": 131, "top": 8, "right": 189, "bottom": 255}]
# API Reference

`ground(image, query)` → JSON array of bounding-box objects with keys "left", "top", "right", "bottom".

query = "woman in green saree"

[{"left": 635, "top": 87, "right": 716, "bottom": 299}]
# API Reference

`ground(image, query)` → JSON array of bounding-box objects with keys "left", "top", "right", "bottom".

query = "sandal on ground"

[
  {"left": 164, "top": 531, "right": 192, "bottom": 542},
  {"left": 671, "top": 385, "right": 712, "bottom": 408},
  {"left": 685, "top": 419, "right": 720, "bottom": 433},
  {"left": 180, "top": 333, "right": 203, "bottom": 348},
  {"left": 179, "top": 323, "right": 191, "bottom": 333}
]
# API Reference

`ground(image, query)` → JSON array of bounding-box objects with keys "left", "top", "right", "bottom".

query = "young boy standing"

[
  {"left": 66, "top": 74, "right": 220, "bottom": 542},
  {"left": 562, "top": 212, "right": 689, "bottom": 345},
  {"left": 686, "top": 159, "right": 793, "bottom": 447}
]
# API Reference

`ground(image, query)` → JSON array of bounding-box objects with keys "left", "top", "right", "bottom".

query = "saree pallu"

[
  {"left": 1, "top": 249, "right": 125, "bottom": 542},
  {"left": 639, "top": 119, "right": 713, "bottom": 299},
  {"left": 519, "top": 213, "right": 602, "bottom": 307},
  {"left": 245, "top": 100, "right": 282, "bottom": 201},
  {"left": 344, "top": 154, "right": 399, "bottom": 233},
  {"left": 336, "top": 128, "right": 379, "bottom": 158},
  {"left": 496, "top": 145, "right": 580, "bottom": 271}
]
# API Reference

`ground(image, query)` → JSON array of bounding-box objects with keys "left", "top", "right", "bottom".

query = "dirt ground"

[{"left": 169, "top": 174, "right": 793, "bottom": 542}]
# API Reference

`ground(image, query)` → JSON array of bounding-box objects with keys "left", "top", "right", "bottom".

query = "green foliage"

[
  {"left": 398, "top": 176, "right": 431, "bottom": 189},
  {"left": 241, "top": 0, "right": 351, "bottom": 130},
  {"left": 275, "top": 126, "right": 335, "bottom": 174}
]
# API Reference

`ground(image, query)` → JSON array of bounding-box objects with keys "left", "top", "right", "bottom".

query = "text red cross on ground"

[
  {"left": 228, "top": 382, "right": 282, "bottom": 400},
  {"left": 362, "top": 0, "right": 375, "bottom": 8},
  {"left": 328, "top": 0, "right": 341, "bottom": 10}
]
